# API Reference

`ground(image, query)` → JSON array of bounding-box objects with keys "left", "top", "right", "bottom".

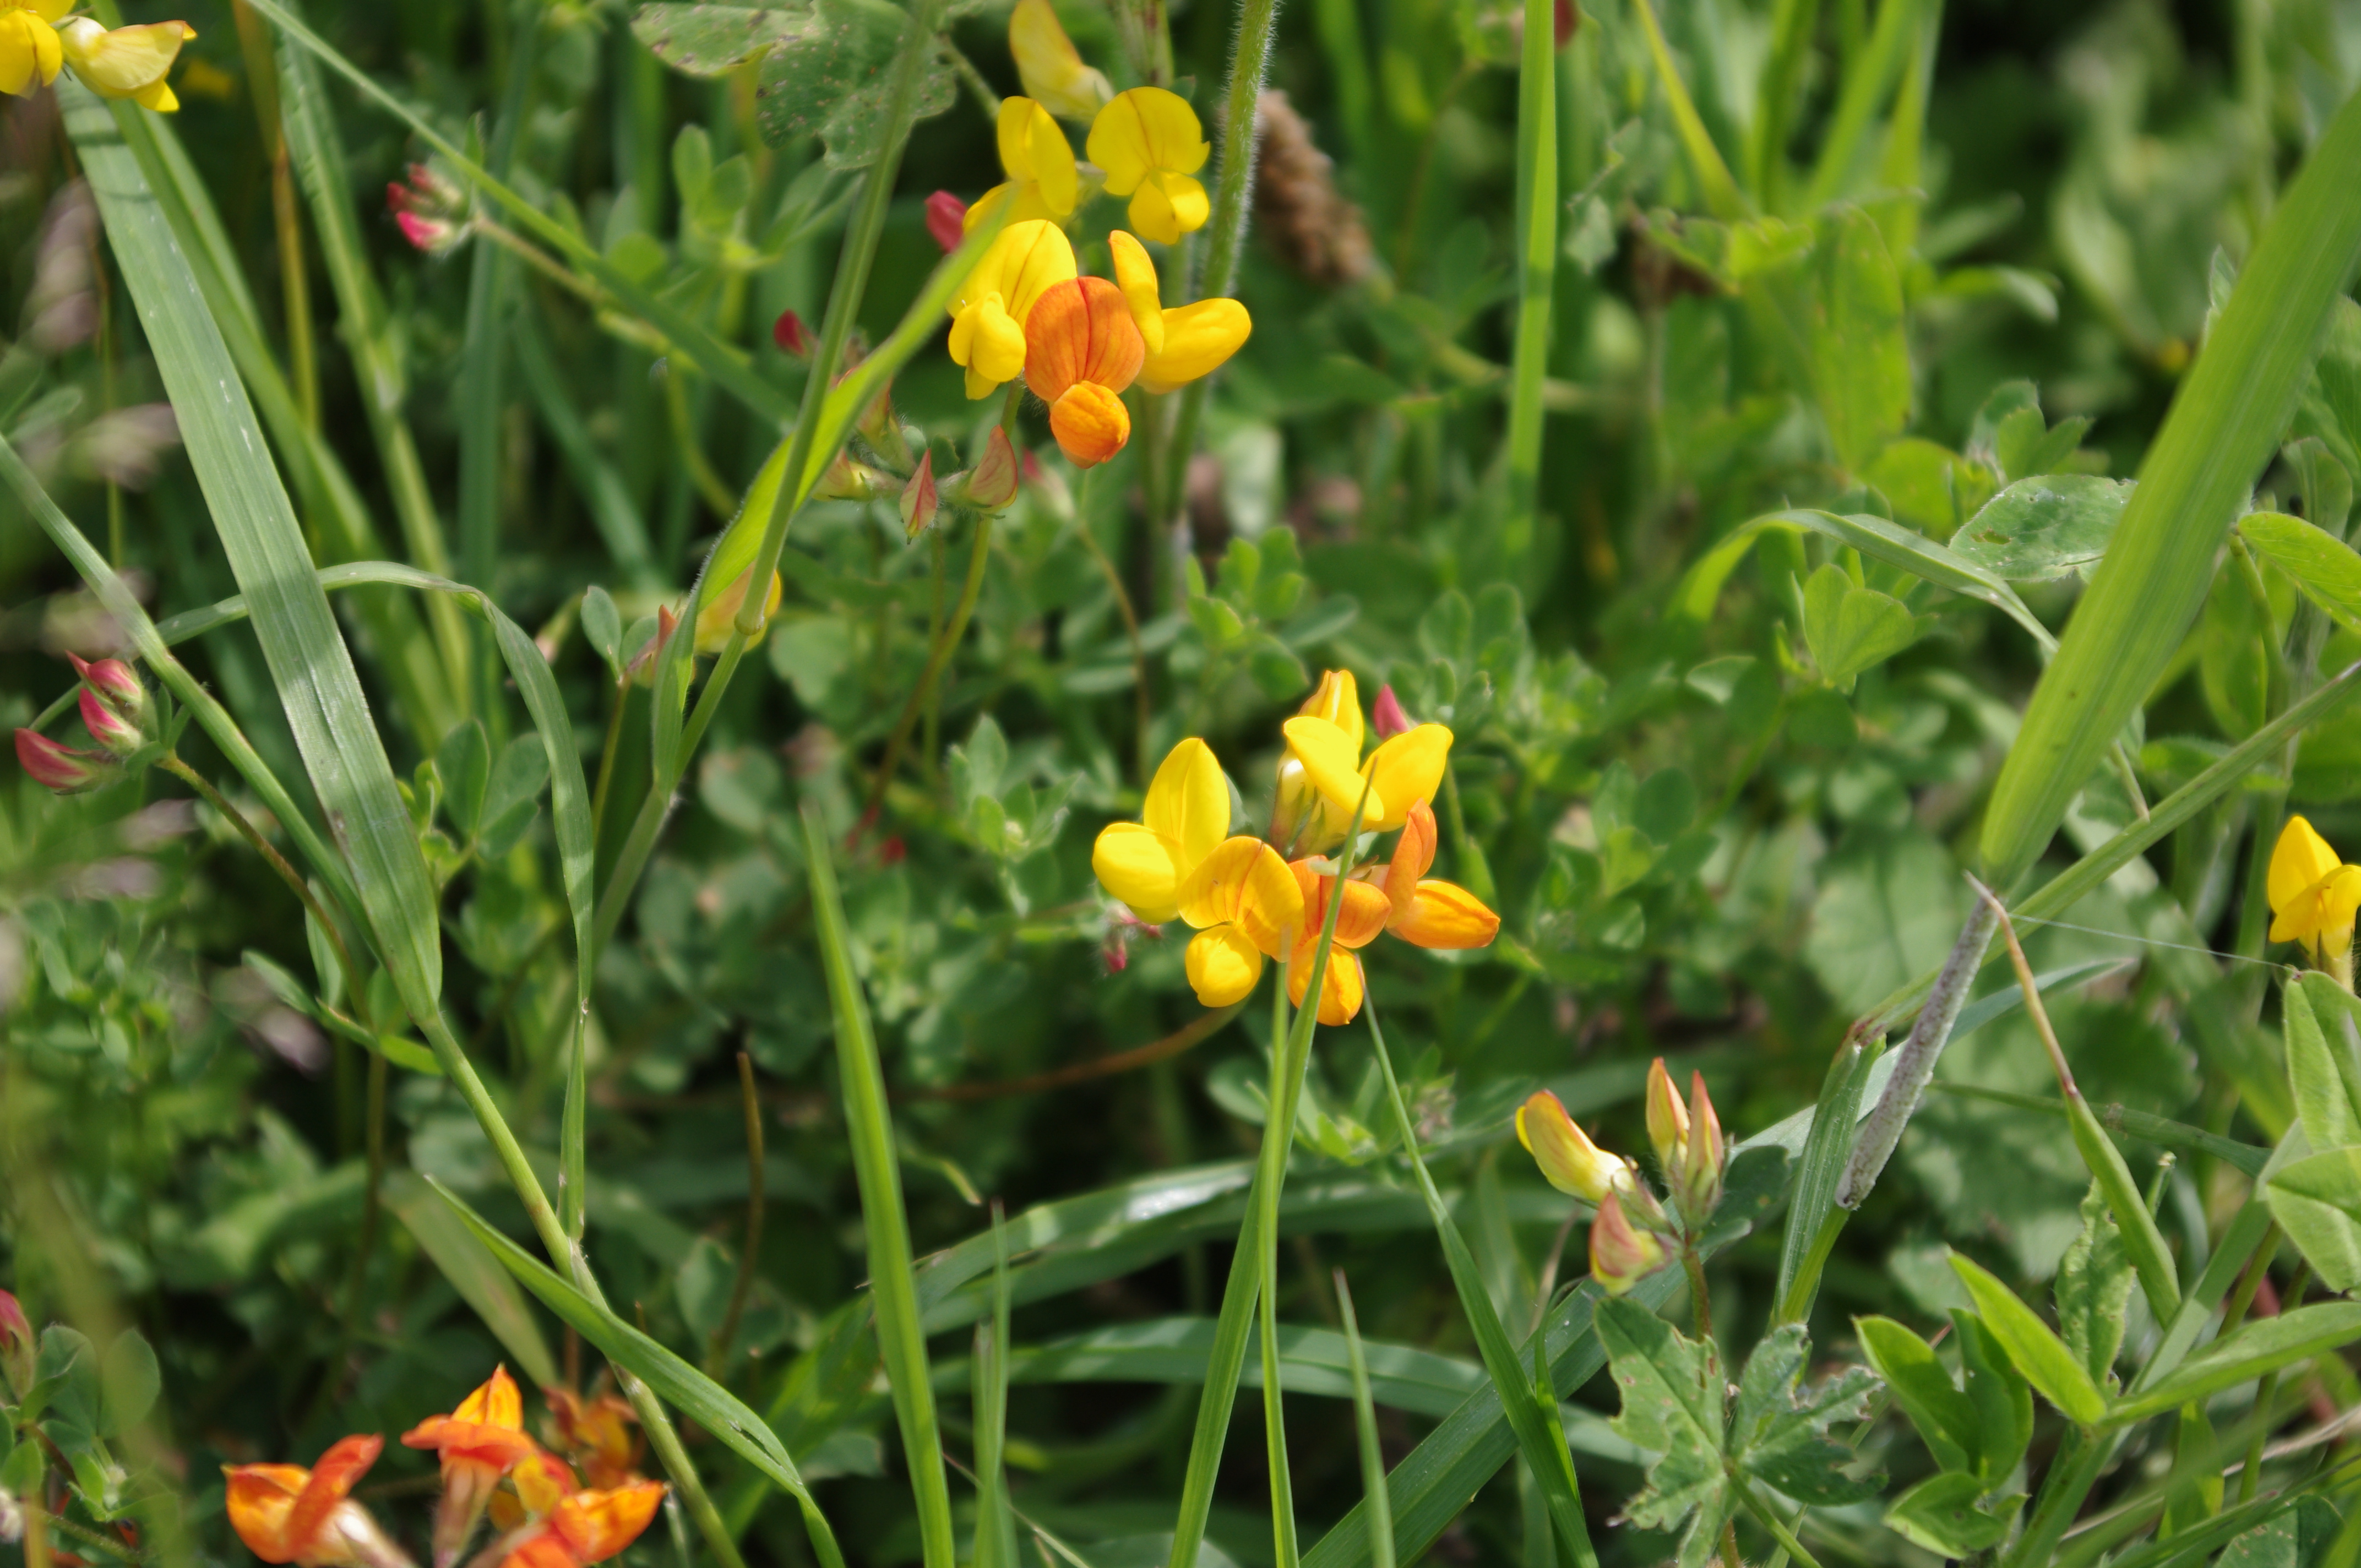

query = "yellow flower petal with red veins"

[
  {"left": 1049, "top": 383, "right": 1131, "bottom": 467},
  {"left": 1087, "top": 88, "right": 1211, "bottom": 244},
  {"left": 1287, "top": 945, "right": 1364, "bottom": 1023},
  {"left": 0, "top": 12, "right": 62, "bottom": 96},
  {"left": 1185, "top": 925, "right": 1265, "bottom": 1006},
  {"left": 57, "top": 17, "right": 190, "bottom": 102},
  {"left": 1092, "top": 821, "right": 1187, "bottom": 923},
  {"left": 1514, "top": 1090, "right": 1632, "bottom": 1203},
  {"left": 1361, "top": 723, "right": 1450, "bottom": 832},
  {"left": 1106, "top": 231, "right": 1166, "bottom": 356},
  {"left": 1025, "top": 276, "right": 1146, "bottom": 402},
  {"left": 1390, "top": 880, "right": 1498, "bottom": 949},
  {"left": 1142, "top": 737, "right": 1229, "bottom": 867},
  {"left": 946, "top": 220, "right": 1076, "bottom": 396},
  {"left": 1292, "top": 862, "right": 1391, "bottom": 952},
  {"left": 1282, "top": 716, "right": 1381, "bottom": 827},
  {"left": 1008, "top": 0, "right": 1111, "bottom": 119},
  {"left": 1179, "top": 836, "right": 1301, "bottom": 950},
  {"left": 551, "top": 1482, "right": 669, "bottom": 1564}
]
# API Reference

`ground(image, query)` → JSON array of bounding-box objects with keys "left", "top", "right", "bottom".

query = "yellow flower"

[
  {"left": 1178, "top": 836, "right": 1303, "bottom": 1006},
  {"left": 0, "top": 0, "right": 67, "bottom": 98},
  {"left": 966, "top": 97, "right": 1079, "bottom": 233},
  {"left": 1086, "top": 88, "right": 1210, "bottom": 246},
  {"left": 57, "top": 16, "right": 193, "bottom": 111},
  {"left": 2270, "top": 815, "right": 2361, "bottom": 986},
  {"left": 1285, "top": 856, "right": 1390, "bottom": 1024},
  {"left": 1368, "top": 799, "right": 1499, "bottom": 950},
  {"left": 1515, "top": 1090, "right": 1635, "bottom": 1204},
  {"left": 1008, "top": 0, "right": 1109, "bottom": 119},
  {"left": 946, "top": 219, "right": 1076, "bottom": 400},
  {"left": 1105, "top": 230, "right": 1252, "bottom": 394},
  {"left": 1092, "top": 738, "right": 1231, "bottom": 925},
  {"left": 1274, "top": 669, "right": 1455, "bottom": 851}
]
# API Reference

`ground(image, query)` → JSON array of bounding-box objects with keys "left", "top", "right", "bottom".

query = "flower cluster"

[
  {"left": 1091, "top": 671, "right": 1498, "bottom": 1024},
  {"left": 1, "top": 2, "right": 192, "bottom": 111},
  {"left": 224, "top": 1370, "right": 663, "bottom": 1568},
  {"left": 938, "top": 2, "right": 1250, "bottom": 469},
  {"left": 2270, "top": 815, "right": 2361, "bottom": 990},
  {"left": 15, "top": 654, "right": 154, "bottom": 795},
  {"left": 1516, "top": 1059, "right": 1728, "bottom": 1295}
]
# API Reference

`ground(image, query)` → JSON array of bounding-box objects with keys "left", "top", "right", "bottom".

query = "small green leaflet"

[
  {"left": 2054, "top": 1183, "right": 2134, "bottom": 1387},
  {"left": 1728, "top": 1324, "right": 1882, "bottom": 1505}
]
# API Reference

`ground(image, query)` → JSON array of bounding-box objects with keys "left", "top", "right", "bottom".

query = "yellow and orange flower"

[
  {"left": 1363, "top": 799, "right": 1498, "bottom": 950},
  {"left": 1274, "top": 671, "right": 1454, "bottom": 852},
  {"left": 57, "top": 15, "right": 192, "bottom": 110},
  {"left": 225, "top": 1436, "right": 410, "bottom": 1568},
  {"left": 488, "top": 1480, "right": 667, "bottom": 1568},
  {"left": 948, "top": 219, "right": 1077, "bottom": 402},
  {"left": 1178, "top": 836, "right": 1304, "bottom": 1007},
  {"left": 542, "top": 1386, "right": 645, "bottom": 1491},
  {"left": 1105, "top": 231, "right": 1252, "bottom": 396},
  {"left": 402, "top": 1367, "right": 541, "bottom": 1568},
  {"left": 1515, "top": 1090, "right": 1636, "bottom": 1204},
  {"left": 1285, "top": 857, "right": 1391, "bottom": 1025},
  {"left": 1588, "top": 1189, "right": 1669, "bottom": 1295},
  {"left": 1025, "top": 274, "right": 1145, "bottom": 468},
  {"left": 1086, "top": 88, "right": 1210, "bottom": 245}
]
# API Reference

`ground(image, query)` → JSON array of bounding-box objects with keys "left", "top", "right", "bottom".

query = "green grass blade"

[
  {"left": 1626, "top": 0, "right": 1747, "bottom": 219},
  {"left": 1335, "top": 1275, "right": 1397, "bottom": 1568},
  {"left": 802, "top": 804, "right": 958, "bottom": 1568},
  {"left": 973, "top": 1206, "right": 1016, "bottom": 1568},
  {"left": 2107, "top": 1303, "right": 2361, "bottom": 1426},
  {"left": 1771, "top": 1037, "right": 1881, "bottom": 1322},
  {"left": 1928, "top": 1086, "right": 2271, "bottom": 1177},
  {"left": 1800, "top": 0, "right": 1921, "bottom": 209},
  {"left": 383, "top": 1170, "right": 559, "bottom": 1389},
  {"left": 457, "top": 0, "right": 536, "bottom": 613},
  {"left": 1980, "top": 88, "right": 2361, "bottom": 891},
  {"left": 1504, "top": 0, "right": 1558, "bottom": 554},
  {"left": 64, "top": 83, "right": 444, "bottom": 1025},
  {"left": 425, "top": 1179, "right": 849, "bottom": 1568},
  {"left": 1749, "top": 0, "right": 1820, "bottom": 208}
]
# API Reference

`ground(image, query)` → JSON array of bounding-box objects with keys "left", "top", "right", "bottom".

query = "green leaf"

[
  {"left": 1856, "top": 1316, "right": 1978, "bottom": 1473},
  {"left": 1805, "top": 829, "right": 1962, "bottom": 1015},
  {"left": 1883, "top": 1472, "right": 2021, "bottom": 1556},
  {"left": 2054, "top": 1184, "right": 2135, "bottom": 1387},
  {"left": 2243, "top": 509, "right": 2361, "bottom": 634},
  {"left": 384, "top": 1172, "right": 559, "bottom": 1390},
  {"left": 96, "top": 1333, "right": 157, "bottom": 1438},
  {"left": 2265, "top": 1131, "right": 2361, "bottom": 1295},
  {"left": 1947, "top": 1253, "right": 2107, "bottom": 1426},
  {"left": 753, "top": 0, "right": 955, "bottom": 167},
  {"left": 1950, "top": 475, "right": 2133, "bottom": 581},
  {"left": 2063, "top": 1093, "right": 2182, "bottom": 1322},
  {"left": 438, "top": 720, "right": 492, "bottom": 841},
  {"left": 1596, "top": 1299, "right": 1728, "bottom": 1568},
  {"left": 1811, "top": 207, "right": 1911, "bottom": 472},
  {"left": 1775, "top": 1041, "right": 1881, "bottom": 1321},
  {"left": 1979, "top": 90, "right": 2361, "bottom": 890},
  {"left": 2217, "top": 1496, "right": 2344, "bottom": 1568},
  {"left": 583, "top": 587, "right": 624, "bottom": 675},
  {"left": 2108, "top": 1302, "right": 2361, "bottom": 1426},
  {"left": 1729, "top": 1325, "right": 1880, "bottom": 1505},
  {"left": 2286, "top": 978, "right": 2361, "bottom": 1153},
  {"left": 633, "top": 3, "right": 807, "bottom": 76},
  {"left": 1802, "top": 563, "right": 1918, "bottom": 692},
  {"left": 1951, "top": 1310, "right": 2032, "bottom": 1485}
]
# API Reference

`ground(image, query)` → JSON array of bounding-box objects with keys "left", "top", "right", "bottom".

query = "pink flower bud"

[
  {"left": 70, "top": 652, "right": 146, "bottom": 724},
  {"left": 1372, "top": 684, "right": 1413, "bottom": 739},
  {"left": 900, "top": 450, "right": 939, "bottom": 539},
  {"left": 0, "top": 1290, "right": 30, "bottom": 1396},
  {"left": 395, "top": 211, "right": 456, "bottom": 254},
  {"left": 79, "top": 688, "right": 140, "bottom": 757},
  {"left": 966, "top": 427, "right": 1020, "bottom": 512},
  {"left": 1588, "top": 1190, "right": 1669, "bottom": 1295},
  {"left": 1554, "top": 0, "right": 1577, "bottom": 47},
  {"left": 772, "top": 309, "right": 812, "bottom": 357},
  {"left": 16, "top": 729, "right": 116, "bottom": 794},
  {"left": 926, "top": 191, "right": 969, "bottom": 254}
]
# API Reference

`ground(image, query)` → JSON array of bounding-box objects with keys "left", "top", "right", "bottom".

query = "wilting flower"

[
  {"left": 1087, "top": 88, "right": 1210, "bottom": 246},
  {"left": 693, "top": 567, "right": 784, "bottom": 656},
  {"left": 2271, "top": 815, "right": 2361, "bottom": 987},
  {"left": 1008, "top": 0, "right": 1109, "bottom": 119},
  {"left": 1366, "top": 800, "right": 1498, "bottom": 950},
  {"left": 542, "top": 1387, "right": 644, "bottom": 1491},
  {"left": 1104, "top": 231, "right": 1252, "bottom": 395},
  {"left": 926, "top": 191, "right": 969, "bottom": 253},
  {"left": 1645, "top": 1059, "right": 1725, "bottom": 1226},
  {"left": 1588, "top": 1189, "right": 1670, "bottom": 1295},
  {"left": 1515, "top": 1089, "right": 1636, "bottom": 1204},
  {"left": 56, "top": 17, "right": 192, "bottom": 111},
  {"left": 484, "top": 1482, "right": 666, "bottom": 1568},
  {"left": 16, "top": 728, "right": 117, "bottom": 794},
  {"left": 225, "top": 1435, "right": 414, "bottom": 1568},
  {"left": 0, "top": 1, "right": 66, "bottom": 98},
  {"left": 1025, "top": 276, "right": 1144, "bottom": 468},
  {"left": 1092, "top": 738, "right": 1231, "bottom": 926},
  {"left": 966, "top": 97, "right": 1079, "bottom": 233},
  {"left": 899, "top": 451, "right": 939, "bottom": 538},
  {"left": 948, "top": 219, "right": 1077, "bottom": 401},
  {"left": 401, "top": 1367, "right": 540, "bottom": 1568},
  {"left": 1177, "top": 836, "right": 1303, "bottom": 1008},
  {"left": 1285, "top": 857, "right": 1390, "bottom": 1024}
]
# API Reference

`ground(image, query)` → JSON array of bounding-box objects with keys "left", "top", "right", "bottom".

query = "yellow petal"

[
  {"left": 1390, "top": 879, "right": 1499, "bottom": 950},
  {"left": 971, "top": 295, "right": 1029, "bottom": 384},
  {"left": 1185, "top": 925, "right": 1265, "bottom": 1007},
  {"left": 1106, "top": 231, "right": 1166, "bottom": 356},
  {"left": 1141, "top": 737, "right": 1229, "bottom": 873},
  {"left": 1092, "top": 821, "right": 1184, "bottom": 923},
  {"left": 1287, "top": 943, "right": 1366, "bottom": 1024},
  {"left": 1087, "top": 86, "right": 1208, "bottom": 195},
  {"left": 1178, "top": 836, "right": 1300, "bottom": 946},
  {"left": 962, "top": 181, "right": 1010, "bottom": 235},
  {"left": 1139, "top": 297, "right": 1251, "bottom": 393},
  {"left": 1361, "top": 723, "right": 1450, "bottom": 832},
  {"left": 133, "top": 75, "right": 176, "bottom": 111},
  {"left": 950, "top": 219, "right": 1076, "bottom": 328},
  {"left": 1297, "top": 669, "right": 1363, "bottom": 749},
  {"left": 997, "top": 97, "right": 1078, "bottom": 217},
  {"left": 1515, "top": 1090, "right": 1631, "bottom": 1203},
  {"left": 1282, "top": 716, "right": 1380, "bottom": 827},
  {"left": 2271, "top": 816, "right": 2344, "bottom": 923},
  {"left": 1645, "top": 1058, "right": 1688, "bottom": 1172},
  {"left": 2325, "top": 867, "right": 2361, "bottom": 933},
  {"left": 1008, "top": 0, "right": 1111, "bottom": 119},
  {"left": 0, "top": 13, "right": 61, "bottom": 96},
  {"left": 1292, "top": 860, "right": 1392, "bottom": 953},
  {"left": 58, "top": 16, "right": 186, "bottom": 97},
  {"left": 1150, "top": 170, "right": 1209, "bottom": 232}
]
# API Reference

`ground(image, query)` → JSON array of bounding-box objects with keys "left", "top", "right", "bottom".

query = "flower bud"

[
  {"left": 965, "top": 426, "right": 1020, "bottom": 512},
  {"left": 0, "top": 1290, "right": 32, "bottom": 1396},
  {"left": 16, "top": 729, "right": 117, "bottom": 794},
  {"left": 79, "top": 688, "right": 141, "bottom": 757},
  {"left": 900, "top": 450, "right": 940, "bottom": 538},
  {"left": 927, "top": 192, "right": 969, "bottom": 254},
  {"left": 70, "top": 652, "right": 145, "bottom": 721},
  {"left": 1588, "top": 1189, "right": 1669, "bottom": 1295},
  {"left": 385, "top": 166, "right": 468, "bottom": 257},
  {"left": 814, "top": 450, "right": 893, "bottom": 503},
  {"left": 1645, "top": 1057, "right": 1689, "bottom": 1174},
  {"left": 771, "top": 309, "right": 812, "bottom": 357},
  {"left": 1515, "top": 1090, "right": 1635, "bottom": 1204},
  {"left": 1371, "top": 683, "right": 1413, "bottom": 739},
  {"left": 1675, "top": 1070, "right": 1726, "bottom": 1223}
]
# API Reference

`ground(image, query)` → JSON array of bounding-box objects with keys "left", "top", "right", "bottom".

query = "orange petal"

[
  {"left": 1049, "top": 382, "right": 1131, "bottom": 467},
  {"left": 1382, "top": 799, "right": 1439, "bottom": 918},
  {"left": 225, "top": 1465, "right": 310, "bottom": 1563},
  {"left": 1389, "top": 879, "right": 1498, "bottom": 949},
  {"left": 1023, "top": 276, "right": 1145, "bottom": 403},
  {"left": 461, "top": 1366, "right": 524, "bottom": 1427},
  {"left": 1287, "top": 945, "right": 1364, "bottom": 1025},
  {"left": 1292, "top": 861, "right": 1391, "bottom": 952},
  {"left": 284, "top": 1436, "right": 383, "bottom": 1565},
  {"left": 552, "top": 1482, "right": 670, "bottom": 1564}
]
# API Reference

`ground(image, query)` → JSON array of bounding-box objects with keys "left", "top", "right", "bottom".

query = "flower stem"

[{"left": 866, "top": 512, "right": 995, "bottom": 826}]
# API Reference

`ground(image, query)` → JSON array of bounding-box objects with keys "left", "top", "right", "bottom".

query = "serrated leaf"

[
  {"left": 1595, "top": 1299, "right": 1729, "bottom": 1568},
  {"left": 1731, "top": 1324, "right": 1881, "bottom": 1505},
  {"left": 1856, "top": 1316, "right": 1978, "bottom": 1473},
  {"left": 1949, "top": 1253, "right": 2107, "bottom": 1426},
  {"left": 2054, "top": 1183, "right": 2134, "bottom": 1386},
  {"left": 1884, "top": 1472, "right": 2021, "bottom": 1555},
  {"left": 1950, "top": 475, "right": 2134, "bottom": 581}
]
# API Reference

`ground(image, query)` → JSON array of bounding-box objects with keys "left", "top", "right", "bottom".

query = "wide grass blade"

[
  {"left": 64, "top": 83, "right": 444, "bottom": 1025},
  {"left": 1980, "top": 88, "right": 2361, "bottom": 891},
  {"left": 802, "top": 804, "right": 958, "bottom": 1568},
  {"left": 383, "top": 1170, "right": 559, "bottom": 1389}
]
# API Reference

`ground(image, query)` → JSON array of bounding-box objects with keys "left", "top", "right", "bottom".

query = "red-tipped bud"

[
  {"left": 79, "top": 689, "right": 140, "bottom": 757},
  {"left": 1588, "top": 1190, "right": 1669, "bottom": 1296},
  {"left": 926, "top": 192, "right": 969, "bottom": 254},
  {"left": 1675, "top": 1071, "right": 1726, "bottom": 1223},
  {"left": 966, "top": 427, "right": 1020, "bottom": 512},
  {"left": 70, "top": 652, "right": 145, "bottom": 717},
  {"left": 771, "top": 309, "right": 812, "bottom": 357},
  {"left": 16, "top": 729, "right": 117, "bottom": 794},
  {"left": 0, "top": 1290, "right": 31, "bottom": 1395},
  {"left": 1371, "top": 684, "right": 1413, "bottom": 739},
  {"left": 899, "top": 451, "right": 939, "bottom": 538},
  {"left": 1554, "top": 0, "right": 1578, "bottom": 47},
  {"left": 395, "top": 211, "right": 458, "bottom": 254},
  {"left": 1645, "top": 1057, "right": 1688, "bottom": 1173}
]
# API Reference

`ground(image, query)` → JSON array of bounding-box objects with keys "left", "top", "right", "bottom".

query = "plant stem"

[
  {"left": 1071, "top": 507, "right": 1152, "bottom": 783},
  {"left": 1503, "top": 0, "right": 1557, "bottom": 557},
  {"left": 865, "top": 513, "right": 995, "bottom": 825},
  {"left": 706, "top": 1052, "right": 767, "bottom": 1379},
  {"left": 1734, "top": 1478, "right": 1826, "bottom": 1568},
  {"left": 1681, "top": 1246, "right": 1714, "bottom": 1344}
]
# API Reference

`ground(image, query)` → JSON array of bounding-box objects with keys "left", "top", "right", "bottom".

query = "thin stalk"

[
  {"left": 1071, "top": 505, "right": 1152, "bottom": 783},
  {"left": 1681, "top": 1248, "right": 1715, "bottom": 1343},
  {"left": 865, "top": 513, "right": 996, "bottom": 825},
  {"left": 231, "top": 0, "right": 318, "bottom": 431},
  {"left": 923, "top": 529, "right": 948, "bottom": 785},
  {"left": 1334, "top": 1272, "right": 1396, "bottom": 1568},
  {"left": 666, "top": 369, "right": 741, "bottom": 519},
  {"left": 1503, "top": 0, "right": 1557, "bottom": 554},
  {"left": 25, "top": 1509, "right": 142, "bottom": 1566},
  {"left": 1260, "top": 957, "right": 1302, "bottom": 1568},
  {"left": 705, "top": 1052, "right": 766, "bottom": 1378},
  {"left": 1734, "top": 1478, "right": 1826, "bottom": 1568}
]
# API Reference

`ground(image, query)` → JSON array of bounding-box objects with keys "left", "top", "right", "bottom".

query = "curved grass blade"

[
  {"left": 384, "top": 1170, "right": 559, "bottom": 1390},
  {"left": 1336, "top": 1275, "right": 1397, "bottom": 1568}
]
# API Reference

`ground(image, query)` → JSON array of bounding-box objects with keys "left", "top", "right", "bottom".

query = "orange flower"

[
  {"left": 402, "top": 1368, "right": 541, "bottom": 1568},
  {"left": 1366, "top": 799, "right": 1499, "bottom": 950},
  {"left": 542, "top": 1387, "right": 643, "bottom": 1490},
  {"left": 1285, "top": 858, "right": 1391, "bottom": 1024},
  {"left": 1024, "top": 276, "right": 1145, "bottom": 469},
  {"left": 224, "top": 1436, "right": 412, "bottom": 1568},
  {"left": 491, "top": 1483, "right": 668, "bottom": 1568},
  {"left": 487, "top": 1453, "right": 581, "bottom": 1536}
]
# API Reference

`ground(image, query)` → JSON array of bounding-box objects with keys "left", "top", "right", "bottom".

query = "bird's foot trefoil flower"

[
  {"left": 1008, "top": 0, "right": 1110, "bottom": 119},
  {"left": 541, "top": 1386, "right": 644, "bottom": 1490},
  {"left": 16, "top": 727, "right": 118, "bottom": 794},
  {"left": 1087, "top": 87, "right": 1210, "bottom": 245},
  {"left": 1588, "top": 1189, "right": 1671, "bottom": 1296},
  {"left": 1364, "top": 798, "right": 1499, "bottom": 950},
  {"left": 947, "top": 219, "right": 1077, "bottom": 401},
  {"left": 1645, "top": 1058, "right": 1726, "bottom": 1229},
  {"left": 226, "top": 1436, "right": 416, "bottom": 1568},
  {"left": 2271, "top": 815, "right": 2361, "bottom": 990},
  {"left": 56, "top": 15, "right": 193, "bottom": 111},
  {"left": 401, "top": 1367, "right": 540, "bottom": 1568},
  {"left": 966, "top": 97, "right": 1079, "bottom": 233},
  {"left": 1105, "top": 231, "right": 1252, "bottom": 395},
  {"left": 1515, "top": 1088, "right": 1638, "bottom": 1205}
]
